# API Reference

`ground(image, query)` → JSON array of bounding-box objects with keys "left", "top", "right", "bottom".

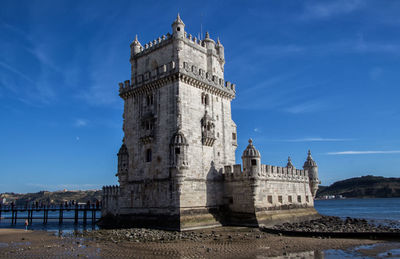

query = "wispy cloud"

[
  {"left": 302, "top": 0, "right": 363, "bottom": 20},
  {"left": 286, "top": 137, "right": 353, "bottom": 142},
  {"left": 327, "top": 150, "right": 400, "bottom": 155},
  {"left": 254, "top": 137, "right": 353, "bottom": 143},
  {"left": 284, "top": 100, "right": 327, "bottom": 114},
  {"left": 0, "top": 61, "right": 34, "bottom": 83},
  {"left": 74, "top": 119, "right": 88, "bottom": 127}
]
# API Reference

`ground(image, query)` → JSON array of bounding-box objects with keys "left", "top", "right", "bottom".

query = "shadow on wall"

[{"left": 206, "top": 161, "right": 226, "bottom": 224}]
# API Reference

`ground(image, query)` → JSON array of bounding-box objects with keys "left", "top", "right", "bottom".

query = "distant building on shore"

[{"left": 102, "top": 15, "right": 320, "bottom": 230}]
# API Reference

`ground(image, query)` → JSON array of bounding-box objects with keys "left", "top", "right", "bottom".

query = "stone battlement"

[
  {"left": 103, "top": 185, "right": 120, "bottom": 196},
  {"left": 118, "top": 60, "right": 235, "bottom": 98},
  {"left": 130, "top": 31, "right": 223, "bottom": 59},
  {"left": 223, "top": 164, "right": 309, "bottom": 182}
]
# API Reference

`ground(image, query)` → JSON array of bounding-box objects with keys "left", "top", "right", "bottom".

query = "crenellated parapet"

[
  {"left": 223, "top": 164, "right": 309, "bottom": 183},
  {"left": 103, "top": 185, "right": 120, "bottom": 197},
  {"left": 118, "top": 59, "right": 235, "bottom": 100},
  {"left": 180, "top": 60, "right": 235, "bottom": 92},
  {"left": 129, "top": 31, "right": 224, "bottom": 62},
  {"left": 130, "top": 33, "right": 173, "bottom": 60},
  {"left": 260, "top": 165, "right": 309, "bottom": 182}
]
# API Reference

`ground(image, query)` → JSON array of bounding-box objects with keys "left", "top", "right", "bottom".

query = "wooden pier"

[{"left": 0, "top": 205, "right": 101, "bottom": 225}]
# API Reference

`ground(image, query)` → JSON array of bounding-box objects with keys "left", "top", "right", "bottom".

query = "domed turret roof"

[
  {"left": 242, "top": 139, "right": 260, "bottom": 158},
  {"left": 170, "top": 131, "right": 187, "bottom": 146},
  {"left": 303, "top": 150, "right": 317, "bottom": 168},
  {"left": 287, "top": 156, "right": 295, "bottom": 169}
]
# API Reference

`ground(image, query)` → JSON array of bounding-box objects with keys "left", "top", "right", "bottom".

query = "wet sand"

[{"left": 0, "top": 227, "right": 393, "bottom": 258}]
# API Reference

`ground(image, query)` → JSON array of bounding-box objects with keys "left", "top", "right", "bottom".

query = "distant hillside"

[
  {"left": 316, "top": 175, "right": 400, "bottom": 198},
  {"left": 0, "top": 190, "right": 102, "bottom": 206}
]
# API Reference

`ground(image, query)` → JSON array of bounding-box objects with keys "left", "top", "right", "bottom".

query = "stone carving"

[{"left": 201, "top": 111, "right": 216, "bottom": 146}]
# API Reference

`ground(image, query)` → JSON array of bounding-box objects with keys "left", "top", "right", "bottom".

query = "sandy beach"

[{"left": 0, "top": 227, "right": 394, "bottom": 258}]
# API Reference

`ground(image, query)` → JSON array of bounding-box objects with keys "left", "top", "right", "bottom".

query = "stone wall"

[{"left": 102, "top": 185, "right": 119, "bottom": 216}]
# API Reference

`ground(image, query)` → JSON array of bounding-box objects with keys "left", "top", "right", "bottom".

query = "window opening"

[{"left": 146, "top": 149, "right": 152, "bottom": 162}]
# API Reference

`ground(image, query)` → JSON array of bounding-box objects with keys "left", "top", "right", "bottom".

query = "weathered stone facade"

[{"left": 102, "top": 15, "right": 320, "bottom": 230}]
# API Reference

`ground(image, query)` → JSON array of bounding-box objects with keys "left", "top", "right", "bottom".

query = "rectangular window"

[
  {"left": 232, "top": 133, "right": 236, "bottom": 140},
  {"left": 146, "top": 149, "right": 152, "bottom": 162},
  {"left": 288, "top": 195, "right": 292, "bottom": 203},
  {"left": 175, "top": 147, "right": 180, "bottom": 155},
  {"left": 306, "top": 196, "right": 309, "bottom": 203},
  {"left": 267, "top": 195, "right": 273, "bottom": 204},
  {"left": 297, "top": 195, "right": 302, "bottom": 203},
  {"left": 278, "top": 195, "right": 283, "bottom": 203},
  {"left": 251, "top": 159, "right": 257, "bottom": 166},
  {"left": 146, "top": 94, "right": 153, "bottom": 106}
]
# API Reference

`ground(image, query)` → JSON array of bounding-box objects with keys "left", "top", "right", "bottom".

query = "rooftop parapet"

[
  {"left": 129, "top": 31, "right": 225, "bottom": 60},
  {"left": 222, "top": 164, "right": 309, "bottom": 182},
  {"left": 260, "top": 165, "right": 309, "bottom": 182},
  {"left": 130, "top": 16, "right": 224, "bottom": 61}
]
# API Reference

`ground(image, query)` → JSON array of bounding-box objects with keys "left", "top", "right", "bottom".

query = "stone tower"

[
  {"left": 102, "top": 14, "right": 320, "bottom": 230},
  {"left": 108, "top": 14, "right": 237, "bottom": 230}
]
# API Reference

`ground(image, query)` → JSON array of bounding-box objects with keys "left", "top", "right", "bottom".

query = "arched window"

[{"left": 251, "top": 159, "right": 257, "bottom": 166}]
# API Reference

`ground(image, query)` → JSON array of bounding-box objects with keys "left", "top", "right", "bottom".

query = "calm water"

[
  {"left": 0, "top": 209, "right": 100, "bottom": 232},
  {"left": 315, "top": 197, "right": 400, "bottom": 223}
]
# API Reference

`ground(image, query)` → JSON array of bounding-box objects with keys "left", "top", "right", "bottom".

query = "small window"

[
  {"left": 146, "top": 149, "right": 152, "bottom": 162},
  {"left": 205, "top": 94, "right": 209, "bottom": 105},
  {"left": 297, "top": 195, "right": 302, "bottom": 203},
  {"left": 267, "top": 195, "right": 273, "bottom": 204},
  {"left": 217, "top": 152, "right": 220, "bottom": 156},
  {"left": 216, "top": 115, "right": 219, "bottom": 120},
  {"left": 177, "top": 27, "right": 180, "bottom": 31},
  {"left": 288, "top": 195, "right": 292, "bottom": 203},
  {"left": 175, "top": 147, "right": 180, "bottom": 155},
  {"left": 278, "top": 196, "right": 283, "bottom": 203},
  {"left": 251, "top": 159, "right": 257, "bottom": 166},
  {"left": 306, "top": 196, "right": 309, "bottom": 203},
  {"left": 217, "top": 132, "right": 219, "bottom": 138},
  {"left": 146, "top": 94, "right": 153, "bottom": 106},
  {"left": 232, "top": 133, "right": 236, "bottom": 140}
]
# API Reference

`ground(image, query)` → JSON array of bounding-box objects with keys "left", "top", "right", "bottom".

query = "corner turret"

[
  {"left": 171, "top": 13, "right": 185, "bottom": 39},
  {"left": 130, "top": 35, "right": 142, "bottom": 57},
  {"left": 242, "top": 139, "right": 261, "bottom": 176},
  {"left": 116, "top": 141, "right": 129, "bottom": 185},
  {"left": 303, "top": 150, "right": 319, "bottom": 198},
  {"left": 170, "top": 131, "right": 188, "bottom": 169},
  {"left": 286, "top": 156, "right": 295, "bottom": 169},
  {"left": 203, "top": 31, "right": 215, "bottom": 50}
]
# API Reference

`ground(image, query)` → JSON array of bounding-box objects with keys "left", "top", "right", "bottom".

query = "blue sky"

[{"left": 1, "top": 0, "right": 399, "bottom": 193}]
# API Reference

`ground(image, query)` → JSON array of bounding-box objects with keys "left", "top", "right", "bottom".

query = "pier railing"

[{"left": 0, "top": 205, "right": 101, "bottom": 225}]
